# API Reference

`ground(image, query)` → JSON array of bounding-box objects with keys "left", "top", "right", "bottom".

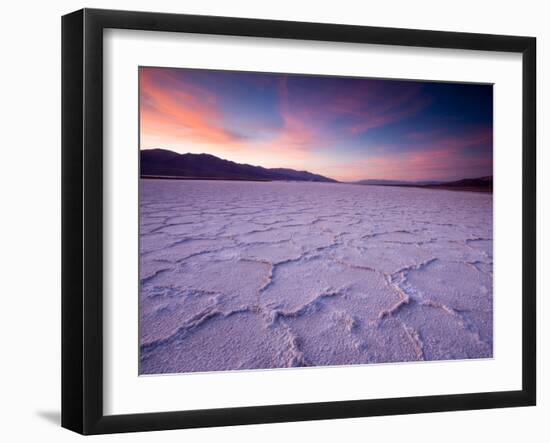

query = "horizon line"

[{"left": 140, "top": 147, "right": 491, "bottom": 184}]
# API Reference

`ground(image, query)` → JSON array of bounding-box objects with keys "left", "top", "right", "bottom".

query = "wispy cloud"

[
  {"left": 328, "top": 83, "right": 430, "bottom": 135},
  {"left": 140, "top": 68, "right": 245, "bottom": 147},
  {"left": 343, "top": 126, "right": 493, "bottom": 181}
]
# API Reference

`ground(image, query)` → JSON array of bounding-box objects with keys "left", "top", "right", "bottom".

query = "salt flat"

[{"left": 139, "top": 179, "right": 493, "bottom": 374}]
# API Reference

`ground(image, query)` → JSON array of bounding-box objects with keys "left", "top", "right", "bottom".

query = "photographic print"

[{"left": 138, "top": 66, "right": 493, "bottom": 375}]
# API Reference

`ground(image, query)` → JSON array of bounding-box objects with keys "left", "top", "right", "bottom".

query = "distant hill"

[
  {"left": 420, "top": 176, "right": 492, "bottom": 192},
  {"left": 429, "top": 176, "right": 492, "bottom": 189},
  {"left": 355, "top": 179, "right": 441, "bottom": 186},
  {"left": 140, "top": 149, "right": 337, "bottom": 182},
  {"left": 355, "top": 176, "right": 493, "bottom": 192}
]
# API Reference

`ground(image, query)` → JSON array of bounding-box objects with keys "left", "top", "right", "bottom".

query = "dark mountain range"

[{"left": 140, "top": 149, "right": 337, "bottom": 182}]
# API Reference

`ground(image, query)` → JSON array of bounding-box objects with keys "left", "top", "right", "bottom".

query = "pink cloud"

[
  {"left": 326, "top": 84, "right": 430, "bottom": 135},
  {"left": 277, "top": 78, "right": 430, "bottom": 140},
  {"left": 140, "top": 68, "right": 243, "bottom": 147},
  {"left": 333, "top": 126, "right": 493, "bottom": 182},
  {"left": 274, "top": 77, "right": 318, "bottom": 149}
]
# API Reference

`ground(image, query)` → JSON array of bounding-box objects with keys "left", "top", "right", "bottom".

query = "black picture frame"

[{"left": 62, "top": 8, "right": 536, "bottom": 435}]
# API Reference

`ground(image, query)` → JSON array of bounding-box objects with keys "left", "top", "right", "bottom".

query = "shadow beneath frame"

[{"left": 36, "top": 410, "right": 61, "bottom": 426}]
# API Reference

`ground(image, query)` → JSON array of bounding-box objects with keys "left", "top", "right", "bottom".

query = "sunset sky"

[{"left": 139, "top": 66, "right": 493, "bottom": 182}]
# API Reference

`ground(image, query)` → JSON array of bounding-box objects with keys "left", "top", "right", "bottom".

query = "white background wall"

[{"left": 0, "top": 0, "right": 546, "bottom": 441}]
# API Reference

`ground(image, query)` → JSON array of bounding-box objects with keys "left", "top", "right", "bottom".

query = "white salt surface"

[{"left": 139, "top": 179, "right": 493, "bottom": 374}]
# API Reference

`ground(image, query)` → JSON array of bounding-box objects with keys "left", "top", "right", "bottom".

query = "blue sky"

[{"left": 140, "top": 66, "right": 493, "bottom": 182}]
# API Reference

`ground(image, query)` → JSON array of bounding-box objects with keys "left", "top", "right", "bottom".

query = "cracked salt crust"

[{"left": 139, "top": 180, "right": 493, "bottom": 375}]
